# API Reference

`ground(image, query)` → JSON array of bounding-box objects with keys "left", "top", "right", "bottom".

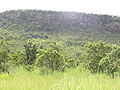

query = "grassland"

[{"left": 0, "top": 67, "right": 119, "bottom": 90}]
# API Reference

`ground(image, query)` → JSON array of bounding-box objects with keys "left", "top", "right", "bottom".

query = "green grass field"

[{"left": 0, "top": 67, "right": 119, "bottom": 90}]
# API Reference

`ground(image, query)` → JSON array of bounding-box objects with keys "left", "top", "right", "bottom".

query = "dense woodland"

[{"left": 0, "top": 10, "right": 120, "bottom": 78}]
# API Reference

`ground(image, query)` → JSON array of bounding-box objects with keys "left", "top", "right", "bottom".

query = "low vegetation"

[
  {"left": 0, "top": 40, "right": 120, "bottom": 77},
  {"left": 0, "top": 67, "right": 120, "bottom": 90},
  {"left": 0, "top": 10, "right": 120, "bottom": 89}
]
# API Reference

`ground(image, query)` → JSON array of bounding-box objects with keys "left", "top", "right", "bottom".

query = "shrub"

[
  {"left": 84, "top": 41, "right": 120, "bottom": 77},
  {"left": 99, "top": 46, "right": 120, "bottom": 78},
  {"left": 0, "top": 40, "right": 10, "bottom": 74},
  {"left": 24, "top": 42, "right": 37, "bottom": 65},
  {"left": 10, "top": 50, "right": 25, "bottom": 66},
  {"left": 36, "top": 43, "right": 65, "bottom": 72},
  {"left": 65, "top": 58, "right": 79, "bottom": 68},
  {"left": 84, "top": 41, "right": 112, "bottom": 73}
]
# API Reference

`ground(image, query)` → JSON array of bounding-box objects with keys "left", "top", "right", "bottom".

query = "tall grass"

[{"left": 0, "top": 67, "right": 119, "bottom": 90}]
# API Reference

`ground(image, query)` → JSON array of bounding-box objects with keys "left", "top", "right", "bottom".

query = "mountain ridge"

[{"left": 0, "top": 9, "right": 120, "bottom": 33}]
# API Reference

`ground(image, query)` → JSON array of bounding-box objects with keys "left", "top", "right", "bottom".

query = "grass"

[{"left": 0, "top": 67, "right": 119, "bottom": 90}]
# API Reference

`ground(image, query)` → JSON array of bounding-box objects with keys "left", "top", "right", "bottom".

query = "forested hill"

[{"left": 0, "top": 10, "right": 120, "bottom": 33}]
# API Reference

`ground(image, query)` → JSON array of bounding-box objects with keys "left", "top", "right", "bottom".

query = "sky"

[{"left": 0, "top": 0, "right": 120, "bottom": 16}]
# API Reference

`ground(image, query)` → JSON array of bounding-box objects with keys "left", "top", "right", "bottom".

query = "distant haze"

[{"left": 0, "top": 0, "right": 120, "bottom": 16}]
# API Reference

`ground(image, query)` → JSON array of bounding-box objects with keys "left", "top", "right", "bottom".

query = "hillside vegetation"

[
  {"left": 0, "top": 10, "right": 120, "bottom": 32},
  {"left": 0, "top": 10, "right": 120, "bottom": 45},
  {"left": 0, "top": 10, "right": 120, "bottom": 90}
]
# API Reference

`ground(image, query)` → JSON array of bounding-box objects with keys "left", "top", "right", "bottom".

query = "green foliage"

[
  {"left": 84, "top": 41, "right": 120, "bottom": 77},
  {"left": 0, "top": 40, "right": 10, "bottom": 74},
  {"left": 84, "top": 41, "right": 112, "bottom": 73},
  {"left": 99, "top": 46, "right": 120, "bottom": 77},
  {"left": 36, "top": 43, "right": 65, "bottom": 72},
  {"left": 65, "top": 58, "right": 79, "bottom": 68},
  {"left": 1, "top": 10, "right": 120, "bottom": 33},
  {"left": 10, "top": 50, "right": 25, "bottom": 66},
  {"left": 24, "top": 42, "right": 37, "bottom": 65},
  {"left": 0, "top": 9, "right": 120, "bottom": 78}
]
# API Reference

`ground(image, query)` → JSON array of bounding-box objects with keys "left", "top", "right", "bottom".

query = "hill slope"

[
  {"left": 0, "top": 10, "right": 120, "bottom": 46},
  {"left": 0, "top": 10, "right": 120, "bottom": 32}
]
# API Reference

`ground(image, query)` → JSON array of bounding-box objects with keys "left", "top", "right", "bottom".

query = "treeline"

[
  {"left": 0, "top": 10, "right": 120, "bottom": 32},
  {"left": 0, "top": 40, "right": 120, "bottom": 78}
]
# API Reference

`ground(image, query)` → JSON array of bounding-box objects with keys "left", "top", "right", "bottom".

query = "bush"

[
  {"left": 10, "top": 50, "right": 25, "bottom": 66},
  {"left": 99, "top": 46, "right": 120, "bottom": 77},
  {"left": 24, "top": 42, "right": 37, "bottom": 65},
  {"left": 84, "top": 41, "right": 112, "bottom": 73},
  {"left": 65, "top": 58, "right": 79, "bottom": 68},
  {"left": 36, "top": 43, "right": 65, "bottom": 72},
  {"left": 0, "top": 40, "right": 10, "bottom": 74},
  {"left": 84, "top": 41, "right": 120, "bottom": 77}
]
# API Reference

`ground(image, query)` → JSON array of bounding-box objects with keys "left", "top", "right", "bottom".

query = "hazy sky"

[{"left": 0, "top": 0, "right": 120, "bottom": 16}]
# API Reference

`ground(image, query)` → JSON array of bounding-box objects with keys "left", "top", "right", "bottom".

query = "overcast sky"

[{"left": 0, "top": 0, "right": 120, "bottom": 16}]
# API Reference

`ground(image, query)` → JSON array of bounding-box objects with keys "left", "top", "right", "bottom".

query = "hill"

[
  {"left": 1, "top": 10, "right": 120, "bottom": 90},
  {"left": 0, "top": 10, "right": 120, "bottom": 46},
  {"left": 0, "top": 10, "right": 120, "bottom": 32}
]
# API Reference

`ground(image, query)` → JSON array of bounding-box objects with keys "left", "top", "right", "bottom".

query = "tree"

[
  {"left": 99, "top": 46, "right": 120, "bottom": 78},
  {"left": 0, "top": 40, "right": 10, "bottom": 74},
  {"left": 10, "top": 50, "right": 25, "bottom": 66},
  {"left": 24, "top": 42, "right": 37, "bottom": 65},
  {"left": 84, "top": 41, "right": 112, "bottom": 73},
  {"left": 36, "top": 43, "right": 65, "bottom": 72}
]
